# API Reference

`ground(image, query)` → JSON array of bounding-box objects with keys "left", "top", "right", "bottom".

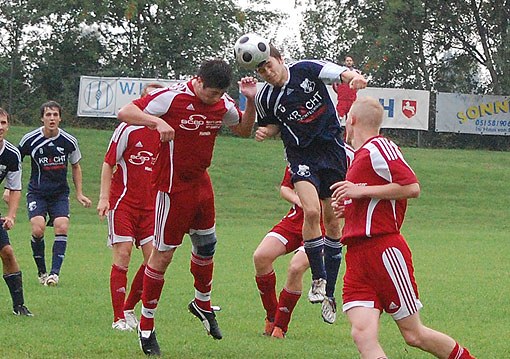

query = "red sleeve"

[{"left": 280, "top": 167, "right": 294, "bottom": 189}]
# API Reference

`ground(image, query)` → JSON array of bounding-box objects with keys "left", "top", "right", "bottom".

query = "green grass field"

[{"left": 1, "top": 126, "right": 508, "bottom": 358}]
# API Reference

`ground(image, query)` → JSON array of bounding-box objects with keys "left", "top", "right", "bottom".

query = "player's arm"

[
  {"left": 97, "top": 162, "right": 114, "bottom": 220},
  {"left": 71, "top": 162, "right": 92, "bottom": 208},
  {"left": 117, "top": 103, "right": 174, "bottom": 142},
  {"left": 2, "top": 189, "right": 20, "bottom": 230},
  {"left": 340, "top": 70, "right": 367, "bottom": 90},
  {"left": 230, "top": 77, "right": 257, "bottom": 137},
  {"left": 331, "top": 181, "right": 420, "bottom": 201},
  {"left": 280, "top": 185, "right": 302, "bottom": 208},
  {"left": 255, "top": 124, "right": 280, "bottom": 142}
]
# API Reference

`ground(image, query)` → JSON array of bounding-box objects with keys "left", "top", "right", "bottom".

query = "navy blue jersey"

[
  {"left": 19, "top": 127, "right": 81, "bottom": 196},
  {"left": 255, "top": 60, "right": 348, "bottom": 149},
  {"left": 0, "top": 140, "right": 22, "bottom": 191}
]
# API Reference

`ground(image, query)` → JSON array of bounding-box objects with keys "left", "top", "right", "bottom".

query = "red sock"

[
  {"left": 448, "top": 342, "right": 476, "bottom": 359},
  {"left": 274, "top": 287, "right": 301, "bottom": 333},
  {"left": 110, "top": 264, "right": 128, "bottom": 321},
  {"left": 140, "top": 265, "right": 165, "bottom": 331},
  {"left": 190, "top": 253, "right": 213, "bottom": 311},
  {"left": 255, "top": 270, "right": 277, "bottom": 321},
  {"left": 124, "top": 264, "right": 145, "bottom": 311}
]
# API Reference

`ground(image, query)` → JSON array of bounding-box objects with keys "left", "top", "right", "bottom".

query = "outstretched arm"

[
  {"left": 118, "top": 103, "right": 175, "bottom": 142},
  {"left": 230, "top": 76, "right": 258, "bottom": 137},
  {"left": 331, "top": 181, "right": 420, "bottom": 201}
]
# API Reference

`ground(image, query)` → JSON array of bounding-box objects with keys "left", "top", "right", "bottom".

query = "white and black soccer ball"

[{"left": 233, "top": 33, "right": 270, "bottom": 70}]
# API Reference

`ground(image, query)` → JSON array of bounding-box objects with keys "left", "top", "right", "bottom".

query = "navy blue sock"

[
  {"left": 31, "top": 236, "right": 46, "bottom": 275},
  {"left": 3, "top": 271, "right": 24, "bottom": 307},
  {"left": 304, "top": 236, "right": 325, "bottom": 280},
  {"left": 51, "top": 235, "right": 67, "bottom": 275},
  {"left": 324, "top": 237, "right": 343, "bottom": 298}
]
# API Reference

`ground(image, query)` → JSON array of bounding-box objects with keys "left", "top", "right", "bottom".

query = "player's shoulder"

[
  {"left": 19, "top": 127, "right": 43, "bottom": 145},
  {"left": 1, "top": 140, "right": 21, "bottom": 158},
  {"left": 57, "top": 128, "right": 79, "bottom": 145}
]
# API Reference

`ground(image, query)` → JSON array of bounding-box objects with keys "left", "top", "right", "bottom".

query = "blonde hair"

[
  {"left": 141, "top": 83, "right": 164, "bottom": 98},
  {"left": 351, "top": 97, "right": 384, "bottom": 129}
]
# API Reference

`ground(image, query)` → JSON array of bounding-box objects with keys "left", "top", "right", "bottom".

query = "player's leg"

[
  {"left": 321, "top": 198, "right": 343, "bottom": 323},
  {"left": 110, "top": 240, "right": 132, "bottom": 330},
  {"left": 396, "top": 313, "right": 476, "bottom": 359},
  {"left": 294, "top": 180, "right": 326, "bottom": 302},
  {"left": 187, "top": 174, "right": 222, "bottom": 339},
  {"left": 48, "top": 216, "right": 69, "bottom": 285},
  {"left": 346, "top": 306, "right": 386, "bottom": 358},
  {"left": 28, "top": 194, "right": 49, "bottom": 283},
  {"left": 1, "top": 230, "right": 32, "bottom": 316},
  {"left": 124, "top": 237, "right": 153, "bottom": 326},
  {"left": 253, "top": 234, "right": 287, "bottom": 335},
  {"left": 272, "top": 248, "right": 308, "bottom": 338},
  {"left": 124, "top": 210, "right": 155, "bottom": 329},
  {"left": 46, "top": 194, "right": 71, "bottom": 285}
]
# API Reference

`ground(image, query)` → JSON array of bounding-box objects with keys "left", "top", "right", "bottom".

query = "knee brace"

[{"left": 190, "top": 231, "right": 217, "bottom": 257}]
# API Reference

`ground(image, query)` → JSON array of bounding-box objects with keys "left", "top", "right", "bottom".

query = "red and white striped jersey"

[
  {"left": 133, "top": 79, "right": 242, "bottom": 193},
  {"left": 104, "top": 123, "right": 160, "bottom": 210},
  {"left": 341, "top": 136, "right": 418, "bottom": 243}
]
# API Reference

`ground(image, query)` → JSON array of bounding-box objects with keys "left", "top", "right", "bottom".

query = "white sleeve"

[{"left": 319, "top": 62, "right": 349, "bottom": 84}]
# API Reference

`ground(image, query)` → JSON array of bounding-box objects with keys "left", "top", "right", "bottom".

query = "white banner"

[
  {"left": 354, "top": 87, "right": 430, "bottom": 130},
  {"left": 436, "top": 92, "right": 510, "bottom": 135},
  {"left": 77, "top": 76, "right": 179, "bottom": 118}
]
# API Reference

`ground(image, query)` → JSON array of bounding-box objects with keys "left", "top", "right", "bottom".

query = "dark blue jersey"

[
  {"left": 0, "top": 140, "right": 22, "bottom": 191},
  {"left": 18, "top": 127, "right": 81, "bottom": 196},
  {"left": 255, "top": 60, "right": 348, "bottom": 149}
]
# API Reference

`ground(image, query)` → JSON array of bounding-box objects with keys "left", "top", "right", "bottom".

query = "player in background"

[
  {"left": 253, "top": 42, "right": 367, "bottom": 315},
  {"left": 19, "top": 101, "right": 92, "bottom": 286},
  {"left": 97, "top": 83, "right": 163, "bottom": 331},
  {"left": 331, "top": 97, "right": 476, "bottom": 359},
  {"left": 117, "top": 59, "right": 257, "bottom": 356},
  {"left": 0, "top": 108, "right": 32, "bottom": 316},
  {"left": 332, "top": 55, "right": 359, "bottom": 121}
]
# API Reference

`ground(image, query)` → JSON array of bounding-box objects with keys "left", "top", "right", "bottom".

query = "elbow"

[{"left": 409, "top": 183, "right": 420, "bottom": 198}]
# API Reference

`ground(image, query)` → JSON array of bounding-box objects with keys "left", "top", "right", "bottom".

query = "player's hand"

[
  {"left": 155, "top": 118, "right": 175, "bottom": 142},
  {"left": 331, "top": 200, "right": 345, "bottom": 218},
  {"left": 349, "top": 73, "right": 368, "bottom": 90},
  {"left": 77, "top": 194, "right": 92, "bottom": 208},
  {"left": 330, "top": 180, "right": 357, "bottom": 200},
  {"left": 1, "top": 216, "right": 15, "bottom": 230},
  {"left": 239, "top": 77, "right": 258, "bottom": 100},
  {"left": 255, "top": 127, "right": 270, "bottom": 142},
  {"left": 97, "top": 199, "right": 109, "bottom": 220}
]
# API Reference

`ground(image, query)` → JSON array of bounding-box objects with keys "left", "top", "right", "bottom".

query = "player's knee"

[
  {"left": 401, "top": 328, "right": 425, "bottom": 349},
  {"left": 190, "top": 232, "right": 217, "bottom": 257},
  {"left": 287, "top": 260, "right": 307, "bottom": 278},
  {"left": 0, "top": 244, "right": 14, "bottom": 260},
  {"left": 304, "top": 206, "right": 321, "bottom": 224}
]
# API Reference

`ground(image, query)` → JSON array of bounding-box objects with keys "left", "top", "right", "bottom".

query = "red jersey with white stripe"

[
  {"left": 133, "top": 80, "right": 242, "bottom": 193},
  {"left": 104, "top": 123, "right": 160, "bottom": 210},
  {"left": 341, "top": 136, "right": 418, "bottom": 243}
]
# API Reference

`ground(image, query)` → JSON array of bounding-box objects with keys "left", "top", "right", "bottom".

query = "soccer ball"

[{"left": 233, "top": 33, "right": 270, "bottom": 70}]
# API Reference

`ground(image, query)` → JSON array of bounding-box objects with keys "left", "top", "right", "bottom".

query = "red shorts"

[
  {"left": 342, "top": 234, "right": 422, "bottom": 320},
  {"left": 265, "top": 218, "right": 304, "bottom": 254},
  {"left": 107, "top": 204, "right": 154, "bottom": 247},
  {"left": 154, "top": 172, "right": 215, "bottom": 251}
]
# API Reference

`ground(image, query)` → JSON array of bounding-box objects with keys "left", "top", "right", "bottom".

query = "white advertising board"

[{"left": 436, "top": 92, "right": 510, "bottom": 135}]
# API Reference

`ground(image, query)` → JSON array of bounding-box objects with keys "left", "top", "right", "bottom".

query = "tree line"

[{"left": 1, "top": 0, "right": 508, "bottom": 149}]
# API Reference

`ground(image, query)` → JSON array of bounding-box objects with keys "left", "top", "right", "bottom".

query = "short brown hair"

[
  {"left": 40, "top": 101, "right": 62, "bottom": 117},
  {"left": 0, "top": 107, "right": 9, "bottom": 121},
  {"left": 141, "top": 83, "right": 164, "bottom": 98}
]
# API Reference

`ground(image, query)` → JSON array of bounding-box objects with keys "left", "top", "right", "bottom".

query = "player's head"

[
  {"left": 0, "top": 107, "right": 10, "bottom": 141},
  {"left": 40, "top": 101, "right": 62, "bottom": 130},
  {"left": 141, "top": 83, "right": 164, "bottom": 98},
  {"left": 346, "top": 97, "right": 383, "bottom": 146},
  {"left": 256, "top": 44, "right": 286, "bottom": 87},
  {"left": 344, "top": 55, "right": 354, "bottom": 68},
  {"left": 195, "top": 59, "right": 232, "bottom": 105}
]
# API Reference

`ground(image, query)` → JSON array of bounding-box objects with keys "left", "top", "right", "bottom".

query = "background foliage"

[{"left": 0, "top": 0, "right": 509, "bottom": 148}]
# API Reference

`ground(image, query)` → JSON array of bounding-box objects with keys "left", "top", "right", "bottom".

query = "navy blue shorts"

[
  {"left": 286, "top": 138, "right": 347, "bottom": 199},
  {"left": 27, "top": 192, "right": 70, "bottom": 225},
  {"left": 0, "top": 224, "right": 10, "bottom": 250}
]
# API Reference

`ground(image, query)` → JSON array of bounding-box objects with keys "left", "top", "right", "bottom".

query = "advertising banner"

[{"left": 436, "top": 92, "right": 510, "bottom": 135}]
